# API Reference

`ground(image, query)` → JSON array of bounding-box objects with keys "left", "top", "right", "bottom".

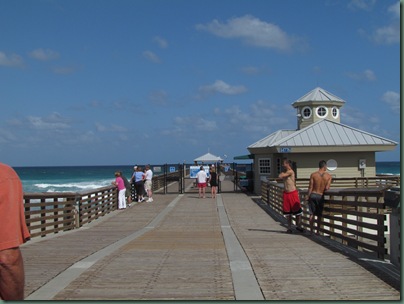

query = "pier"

[{"left": 21, "top": 177, "right": 400, "bottom": 300}]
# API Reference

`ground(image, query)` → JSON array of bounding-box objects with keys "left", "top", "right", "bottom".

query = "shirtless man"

[
  {"left": 306, "top": 160, "right": 332, "bottom": 235},
  {"left": 278, "top": 158, "right": 304, "bottom": 233}
]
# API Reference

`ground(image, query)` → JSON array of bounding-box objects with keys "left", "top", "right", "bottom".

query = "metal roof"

[
  {"left": 194, "top": 152, "right": 223, "bottom": 162},
  {"left": 248, "top": 119, "right": 397, "bottom": 149},
  {"left": 248, "top": 130, "right": 296, "bottom": 149},
  {"left": 292, "top": 87, "right": 345, "bottom": 106}
]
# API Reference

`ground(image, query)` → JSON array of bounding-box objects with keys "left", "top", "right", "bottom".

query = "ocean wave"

[
  {"left": 377, "top": 173, "right": 400, "bottom": 176},
  {"left": 34, "top": 180, "right": 112, "bottom": 191}
]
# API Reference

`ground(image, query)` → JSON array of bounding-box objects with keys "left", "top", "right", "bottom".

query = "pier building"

[{"left": 246, "top": 87, "right": 397, "bottom": 194}]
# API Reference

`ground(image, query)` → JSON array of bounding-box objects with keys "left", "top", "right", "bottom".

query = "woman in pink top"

[{"left": 112, "top": 172, "right": 126, "bottom": 209}]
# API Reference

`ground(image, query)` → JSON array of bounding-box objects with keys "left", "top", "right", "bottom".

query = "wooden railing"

[
  {"left": 261, "top": 180, "right": 395, "bottom": 259},
  {"left": 76, "top": 186, "right": 117, "bottom": 227},
  {"left": 268, "top": 176, "right": 400, "bottom": 189},
  {"left": 24, "top": 170, "right": 187, "bottom": 239},
  {"left": 24, "top": 193, "right": 77, "bottom": 238},
  {"left": 24, "top": 186, "right": 117, "bottom": 238}
]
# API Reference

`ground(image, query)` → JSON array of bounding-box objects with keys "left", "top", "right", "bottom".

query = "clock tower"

[{"left": 292, "top": 87, "right": 345, "bottom": 130}]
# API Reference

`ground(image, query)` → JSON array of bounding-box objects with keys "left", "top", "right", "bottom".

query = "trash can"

[
  {"left": 384, "top": 186, "right": 400, "bottom": 208},
  {"left": 385, "top": 186, "right": 401, "bottom": 267}
]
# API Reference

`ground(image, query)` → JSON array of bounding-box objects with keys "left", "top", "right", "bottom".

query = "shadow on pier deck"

[{"left": 22, "top": 180, "right": 400, "bottom": 300}]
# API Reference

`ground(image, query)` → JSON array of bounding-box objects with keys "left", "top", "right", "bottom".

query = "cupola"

[{"left": 292, "top": 87, "right": 345, "bottom": 130}]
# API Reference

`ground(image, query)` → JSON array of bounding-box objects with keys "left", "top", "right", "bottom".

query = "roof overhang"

[
  {"left": 249, "top": 145, "right": 396, "bottom": 155},
  {"left": 234, "top": 154, "right": 254, "bottom": 160},
  {"left": 292, "top": 100, "right": 345, "bottom": 108}
]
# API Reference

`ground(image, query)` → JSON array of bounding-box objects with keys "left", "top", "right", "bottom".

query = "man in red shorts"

[
  {"left": 196, "top": 166, "right": 208, "bottom": 198},
  {"left": 278, "top": 158, "right": 304, "bottom": 234},
  {"left": 0, "top": 163, "right": 31, "bottom": 300}
]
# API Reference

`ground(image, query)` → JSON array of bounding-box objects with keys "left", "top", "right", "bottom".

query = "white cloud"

[
  {"left": 196, "top": 15, "right": 304, "bottom": 52},
  {"left": 142, "top": 50, "right": 161, "bottom": 63},
  {"left": 241, "top": 66, "right": 260, "bottom": 75},
  {"left": 29, "top": 48, "right": 60, "bottom": 61},
  {"left": 222, "top": 101, "right": 292, "bottom": 135},
  {"left": 348, "top": 0, "right": 376, "bottom": 11},
  {"left": 111, "top": 124, "right": 127, "bottom": 132},
  {"left": 0, "top": 51, "right": 24, "bottom": 67},
  {"left": 95, "top": 122, "right": 128, "bottom": 133},
  {"left": 0, "top": 128, "right": 18, "bottom": 143},
  {"left": 341, "top": 104, "right": 400, "bottom": 138},
  {"left": 199, "top": 80, "right": 247, "bottom": 95},
  {"left": 388, "top": 2, "right": 400, "bottom": 18},
  {"left": 341, "top": 105, "right": 393, "bottom": 137},
  {"left": 195, "top": 118, "right": 217, "bottom": 131},
  {"left": 381, "top": 91, "right": 400, "bottom": 112},
  {"left": 347, "top": 69, "right": 376, "bottom": 81},
  {"left": 371, "top": 23, "right": 400, "bottom": 45},
  {"left": 168, "top": 116, "right": 217, "bottom": 136},
  {"left": 27, "top": 113, "right": 71, "bottom": 130},
  {"left": 366, "top": 2, "right": 400, "bottom": 45},
  {"left": 363, "top": 69, "right": 376, "bottom": 81},
  {"left": 153, "top": 36, "right": 168, "bottom": 48}
]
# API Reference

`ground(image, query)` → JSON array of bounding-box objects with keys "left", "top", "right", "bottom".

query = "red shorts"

[
  {"left": 283, "top": 190, "right": 302, "bottom": 216},
  {"left": 198, "top": 182, "right": 207, "bottom": 188}
]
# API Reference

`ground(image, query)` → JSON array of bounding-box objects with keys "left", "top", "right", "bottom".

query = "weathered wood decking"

[{"left": 22, "top": 180, "right": 400, "bottom": 300}]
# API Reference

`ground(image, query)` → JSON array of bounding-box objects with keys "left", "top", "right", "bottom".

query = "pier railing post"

[{"left": 74, "top": 195, "right": 81, "bottom": 228}]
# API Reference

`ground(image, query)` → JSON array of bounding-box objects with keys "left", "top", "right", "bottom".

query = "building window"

[
  {"left": 332, "top": 106, "right": 339, "bottom": 119},
  {"left": 276, "top": 158, "right": 282, "bottom": 174},
  {"left": 259, "top": 158, "right": 271, "bottom": 174},
  {"left": 301, "top": 106, "right": 312, "bottom": 119},
  {"left": 316, "top": 106, "right": 328, "bottom": 118},
  {"left": 326, "top": 159, "right": 338, "bottom": 171}
]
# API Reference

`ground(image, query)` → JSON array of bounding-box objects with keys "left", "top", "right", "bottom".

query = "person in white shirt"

[
  {"left": 196, "top": 166, "right": 208, "bottom": 198},
  {"left": 144, "top": 165, "right": 153, "bottom": 203}
]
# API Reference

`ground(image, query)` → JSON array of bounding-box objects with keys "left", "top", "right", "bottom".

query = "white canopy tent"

[{"left": 193, "top": 152, "right": 223, "bottom": 163}]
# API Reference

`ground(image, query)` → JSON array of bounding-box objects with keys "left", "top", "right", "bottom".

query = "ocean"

[
  {"left": 13, "top": 161, "right": 400, "bottom": 193},
  {"left": 14, "top": 165, "right": 135, "bottom": 193}
]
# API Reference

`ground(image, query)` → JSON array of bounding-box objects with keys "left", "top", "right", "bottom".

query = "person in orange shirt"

[{"left": 0, "top": 163, "right": 31, "bottom": 300}]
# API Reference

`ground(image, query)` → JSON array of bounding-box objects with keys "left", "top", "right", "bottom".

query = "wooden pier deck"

[{"left": 22, "top": 180, "right": 400, "bottom": 300}]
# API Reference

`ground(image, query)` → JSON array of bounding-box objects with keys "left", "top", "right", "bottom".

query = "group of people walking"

[
  {"left": 278, "top": 158, "right": 332, "bottom": 235},
  {"left": 113, "top": 165, "right": 154, "bottom": 210}
]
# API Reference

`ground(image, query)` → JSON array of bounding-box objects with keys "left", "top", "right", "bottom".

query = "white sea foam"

[{"left": 35, "top": 180, "right": 112, "bottom": 192}]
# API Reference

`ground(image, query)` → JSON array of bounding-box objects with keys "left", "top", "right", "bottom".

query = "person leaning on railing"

[{"left": 0, "top": 163, "right": 31, "bottom": 300}]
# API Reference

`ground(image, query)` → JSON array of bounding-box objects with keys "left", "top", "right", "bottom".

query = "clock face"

[
  {"left": 301, "top": 106, "right": 312, "bottom": 119},
  {"left": 326, "top": 159, "right": 337, "bottom": 171},
  {"left": 316, "top": 106, "right": 328, "bottom": 118}
]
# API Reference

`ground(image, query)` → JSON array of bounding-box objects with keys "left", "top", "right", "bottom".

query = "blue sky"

[{"left": 0, "top": 0, "right": 400, "bottom": 166}]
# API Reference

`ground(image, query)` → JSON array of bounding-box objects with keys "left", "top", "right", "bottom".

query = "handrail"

[
  {"left": 23, "top": 170, "right": 186, "bottom": 239},
  {"left": 267, "top": 176, "right": 400, "bottom": 189},
  {"left": 24, "top": 186, "right": 117, "bottom": 238},
  {"left": 261, "top": 181, "right": 393, "bottom": 259}
]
